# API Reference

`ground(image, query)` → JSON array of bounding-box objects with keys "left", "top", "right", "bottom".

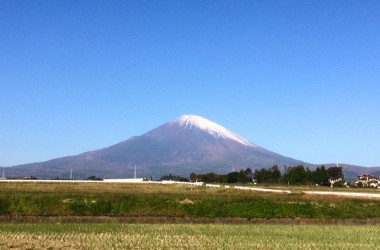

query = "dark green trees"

[
  {"left": 313, "top": 165, "right": 329, "bottom": 185},
  {"left": 189, "top": 168, "right": 253, "bottom": 183},
  {"left": 188, "top": 165, "right": 343, "bottom": 186},
  {"left": 227, "top": 172, "right": 239, "bottom": 183},
  {"left": 253, "top": 165, "right": 341, "bottom": 186},
  {"left": 160, "top": 174, "right": 189, "bottom": 182},
  {"left": 253, "top": 165, "right": 281, "bottom": 184},
  {"left": 282, "top": 165, "right": 307, "bottom": 185},
  {"left": 327, "top": 166, "right": 344, "bottom": 180}
]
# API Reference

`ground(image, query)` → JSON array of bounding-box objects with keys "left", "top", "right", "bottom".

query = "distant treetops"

[
  {"left": 253, "top": 165, "right": 344, "bottom": 186},
  {"left": 162, "top": 165, "right": 344, "bottom": 186},
  {"left": 160, "top": 165, "right": 344, "bottom": 186}
]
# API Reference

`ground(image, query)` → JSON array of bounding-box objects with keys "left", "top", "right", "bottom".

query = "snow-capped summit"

[
  {"left": 8, "top": 114, "right": 307, "bottom": 179},
  {"left": 170, "top": 115, "right": 256, "bottom": 147}
]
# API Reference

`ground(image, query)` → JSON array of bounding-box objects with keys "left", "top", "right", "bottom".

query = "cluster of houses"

[
  {"left": 355, "top": 174, "right": 380, "bottom": 188},
  {"left": 326, "top": 174, "right": 380, "bottom": 188}
]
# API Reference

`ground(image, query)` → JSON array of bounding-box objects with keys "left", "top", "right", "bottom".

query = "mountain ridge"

[{"left": 5, "top": 115, "right": 378, "bottom": 180}]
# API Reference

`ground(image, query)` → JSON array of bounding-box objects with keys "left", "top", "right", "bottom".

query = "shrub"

[{"left": 333, "top": 181, "right": 346, "bottom": 188}]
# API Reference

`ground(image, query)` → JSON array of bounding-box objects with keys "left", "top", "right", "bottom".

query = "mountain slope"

[
  {"left": 81, "top": 115, "right": 307, "bottom": 176},
  {"left": 3, "top": 115, "right": 325, "bottom": 178}
]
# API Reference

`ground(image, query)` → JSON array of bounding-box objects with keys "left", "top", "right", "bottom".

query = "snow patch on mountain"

[{"left": 171, "top": 115, "right": 256, "bottom": 147}]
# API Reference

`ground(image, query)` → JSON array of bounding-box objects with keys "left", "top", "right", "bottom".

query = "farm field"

[
  {"left": 0, "top": 223, "right": 378, "bottom": 249},
  {"left": 1, "top": 182, "right": 380, "bottom": 249},
  {"left": 1, "top": 182, "right": 380, "bottom": 220}
]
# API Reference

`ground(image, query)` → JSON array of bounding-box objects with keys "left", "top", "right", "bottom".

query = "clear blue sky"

[{"left": 1, "top": 0, "right": 379, "bottom": 167}]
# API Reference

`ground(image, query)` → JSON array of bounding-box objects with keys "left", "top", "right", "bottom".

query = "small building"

[
  {"left": 328, "top": 177, "right": 347, "bottom": 187},
  {"left": 355, "top": 174, "right": 379, "bottom": 188}
]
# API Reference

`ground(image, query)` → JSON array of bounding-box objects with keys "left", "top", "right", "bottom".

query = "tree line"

[
  {"left": 189, "top": 168, "right": 253, "bottom": 183},
  {"left": 185, "top": 165, "right": 344, "bottom": 186},
  {"left": 255, "top": 165, "right": 343, "bottom": 186}
]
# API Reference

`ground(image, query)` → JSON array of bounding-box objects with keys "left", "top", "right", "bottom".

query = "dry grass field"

[{"left": 0, "top": 223, "right": 378, "bottom": 249}]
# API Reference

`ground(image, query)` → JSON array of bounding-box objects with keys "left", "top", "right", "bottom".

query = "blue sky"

[{"left": 1, "top": 0, "right": 379, "bottom": 167}]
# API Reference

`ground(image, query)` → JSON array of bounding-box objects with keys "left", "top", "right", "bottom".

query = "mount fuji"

[{"left": 8, "top": 115, "right": 308, "bottom": 179}]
